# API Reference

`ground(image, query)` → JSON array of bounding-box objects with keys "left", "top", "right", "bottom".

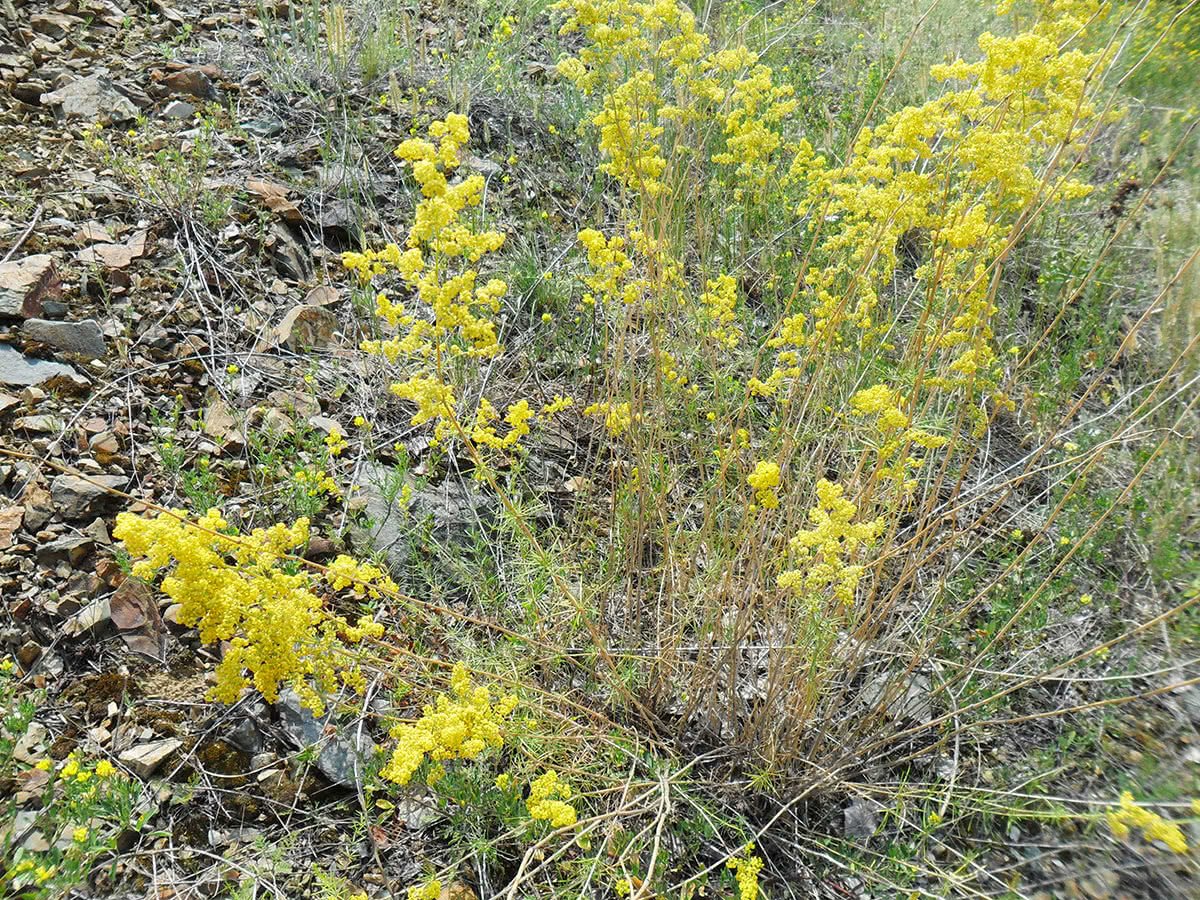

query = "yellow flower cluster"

[
  {"left": 777, "top": 480, "right": 882, "bottom": 606},
  {"left": 1106, "top": 792, "right": 1189, "bottom": 853},
  {"left": 380, "top": 664, "right": 518, "bottom": 785},
  {"left": 698, "top": 274, "right": 741, "bottom": 348},
  {"left": 747, "top": 461, "right": 781, "bottom": 510},
  {"left": 526, "top": 770, "right": 579, "bottom": 828},
  {"left": 584, "top": 400, "right": 634, "bottom": 436},
  {"left": 758, "top": 0, "right": 1112, "bottom": 415},
  {"left": 850, "top": 383, "right": 948, "bottom": 496},
  {"left": 407, "top": 880, "right": 441, "bottom": 900},
  {"left": 114, "top": 509, "right": 385, "bottom": 715},
  {"left": 347, "top": 115, "right": 567, "bottom": 454},
  {"left": 555, "top": 0, "right": 797, "bottom": 201},
  {"left": 726, "top": 845, "right": 763, "bottom": 900}
]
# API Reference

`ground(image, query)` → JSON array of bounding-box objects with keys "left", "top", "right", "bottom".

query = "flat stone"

[
  {"left": 21, "top": 318, "right": 106, "bottom": 358},
  {"left": 161, "top": 68, "right": 216, "bottom": 99},
  {"left": 0, "top": 344, "right": 77, "bottom": 387},
  {"left": 50, "top": 473, "right": 126, "bottom": 519},
  {"left": 41, "top": 75, "right": 138, "bottom": 122},
  {"left": 119, "top": 738, "right": 181, "bottom": 779},
  {"left": 12, "top": 414, "right": 64, "bottom": 434},
  {"left": 262, "top": 304, "right": 337, "bottom": 352},
  {"left": 0, "top": 254, "right": 60, "bottom": 319},
  {"left": 162, "top": 99, "right": 195, "bottom": 119}
]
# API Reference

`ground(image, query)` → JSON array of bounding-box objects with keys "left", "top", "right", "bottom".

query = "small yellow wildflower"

[
  {"left": 747, "top": 461, "right": 781, "bottom": 510},
  {"left": 527, "top": 770, "right": 578, "bottom": 827},
  {"left": 407, "top": 880, "right": 441, "bottom": 900},
  {"left": 727, "top": 845, "right": 763, "bottom": 900}
]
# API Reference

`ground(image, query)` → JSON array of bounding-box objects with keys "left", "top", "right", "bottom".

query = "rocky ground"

[{"left": 0, "top": 0, "right": 479, "bottom": 894}]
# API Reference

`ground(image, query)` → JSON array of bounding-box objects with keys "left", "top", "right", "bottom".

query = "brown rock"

[
  {"left": 246, "top": 178, "right": 303, "bottom": 224},
  {"left": 161, "top": 67, "right": 215, "bottom": 99},
  {"left": 0, "top": 255, "right": 60, "bottom": 319},
  {"left": 261, "top": 305, "right": 337, "bottom": 352},
  {"left": 76, "top": 230, "right": 147, "bottom": 270},
  {"left": 0, "top": 506, "right": 22, "bottom": 550}
]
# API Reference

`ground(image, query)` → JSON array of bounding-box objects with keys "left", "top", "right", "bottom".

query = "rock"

[
  {"left": 202, "top": 399, "right": 243, "bottom": 449},
  {"left": 0, "top": 506, "right": 23, "bottom": 550},
  {"left": 119, "top": 738, "right": 181, "bottom": 779},
  {"left": 863, "top": 672, "right": 933, "bottom": 725},
  {"left": 162, "top": 67, "right": 216, "bottom": 99},
  {"left": 0, "top": 345, "right": 78, "bottom": 387},
  {"left": 76, "top": 230, "right": 147, "bottom": 269},
  {"left": 162, "top": 99, "right": 195, "bottom": 119},
  {"left": 265, "top": 222, "right": 311, "bottom": 282},
  {"left": 50, "top": 473, "right": 126, "bottom": 520},
  {"left": 13, "top": 414, "right": 64, "bottom": 434},
  {"left": 263, "top": 305, "right": 337, "bottom": 352},
  {"left": 16, "top": 641, "right": 41, "bottom": 667},
  {"left": 303, "top": 285, "right": 339, "bottom": 307},
  {"left": 275, "top": 689, "right": 375, "bottom": 788},
  {"left": 241, "top": 117, "right": 285, "bottom": 138},
  {"left": 314, "top": 198, "right": 372, "bottom": 237},
  {"left": 0, "top": 254, "right": 60, "bottom": 319},
  {"left": 0, "top": 393, "right": 19, "bottom": 415},
  {"left": 21, "top": 319, "right": 106, "bottom": 358},
  {"left": 843, "top": 798, "right": 878, "bottom": 840},
  {"left": 36, "top": 535, "right": 93, "bottom": 567},
  {"left": 246, "top": 178, "right": 302, "bottom": 224},
  {"left": 64, "top": 597, "right": 112, "bottom": 635},
  {"left": 353, "top": 463, "right": 493, "bottom": 567},
  {"left": 12, "top": 721, "right": 47, "bottom": 764},
  {"left": 31, "top": 12, "right": 82, "bottom": 38},
  {"left": 89, "top": 431, "right": 121, "bottom": 463},
  {"left": 224, "top": 700, "right": 269, "bottom": 755},
  {"left": 19, "top": 483, "right": 54, "bottom": 531},
  {"left": 41, "top": 75, "right": 138, "bottom": 122}
]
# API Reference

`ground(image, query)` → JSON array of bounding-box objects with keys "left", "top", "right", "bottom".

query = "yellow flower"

[
  {"left": 73, "top": 827, "right": 89, "bottom": 843},
  {"left": 747, "top": 461, "right": 781, "bottom": 510},
  {"left": 381, "top": 664, "right": 518, "bottom": 785},
  {"left": 727, "top": 846, "right": 763, "bottom": 900},
  {"left": 407, "top": 880, "right": 441, "bottom": 900},
  {"left": 527, "top": 770, "right": 578, "bottom": 827}
]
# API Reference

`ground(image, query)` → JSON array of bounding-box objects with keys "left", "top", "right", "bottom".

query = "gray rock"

[
  {"left": 21, "top": 318, "right": 106, "bottom": 358},
  {"left": 119, "top": 738, "right": 181, "bottom": 778},
  {"left": 225, "top": 699, "right": 269, "bottom": 754},
  {"left": 41, "top": 75, "right": 138, "bottom": 122},
  {"left": 36, "top": 535, "right": 93, "bottom": 567},
  {"left": 843, "top": 798, "right": 878, "bottom": 840},
  {"left": 241, "top": 118, "right": 284, "bottom": 138},
  {"left": 13, "top": 414, "right": 64, "bottom": 434},
  {"left": 64, "top": 597, "right": 112, "bottom": 636},
  {"left": 0, "top": 344, "right": 77, "bottom": 387},
  {"left": 266, "top": 222, "right": 311, "bottom": 282},
  {"left": 275, "top": 688, "right": 375, "bottom": 788},
  {"left": 354, "top": 462, "right": 493, "bottom": 567},
  {"left": 162, "top": 99, "right": 195, "bottom": 119},
  {"left": 50, "top": 473, "right": 126, "bottom": 519}
]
